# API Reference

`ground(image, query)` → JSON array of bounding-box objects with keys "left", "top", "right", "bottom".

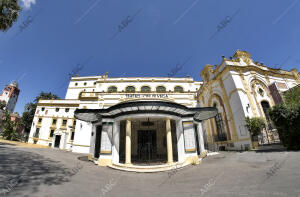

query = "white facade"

[
  {"left": 198, "top": 50, "right": 299, "bottom": 150},
  {"left": 28, "top": 50, "right": 300, "bottom": 168}
]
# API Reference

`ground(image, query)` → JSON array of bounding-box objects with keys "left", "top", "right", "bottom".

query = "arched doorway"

[{"left": 261, "top": 101, "right": 272, "bottom": 130}]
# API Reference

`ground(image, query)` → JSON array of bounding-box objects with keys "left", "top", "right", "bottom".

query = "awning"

[{"left": 74, "top": 100, "right": 218, "bottom": 122}]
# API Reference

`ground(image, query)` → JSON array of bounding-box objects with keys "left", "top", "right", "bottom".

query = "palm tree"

[{"left": 0, "top": 0, "right": 21, "bottom": 31}]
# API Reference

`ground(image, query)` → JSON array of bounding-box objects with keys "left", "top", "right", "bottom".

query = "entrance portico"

[
  {"left": 74, "top": 100, "right": 218, "bottom": 171},
  {"left": 118, "top": 116, "right": 179, "bottom": 165}
]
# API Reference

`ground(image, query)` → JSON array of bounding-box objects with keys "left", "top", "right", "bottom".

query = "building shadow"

[{"left": 0, "top": 144, "right": 81, "bottom": 197}]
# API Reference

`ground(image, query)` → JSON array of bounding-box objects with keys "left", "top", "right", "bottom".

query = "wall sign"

[{"left": 125, "top": 94, "right": 169, "bottom": 99}]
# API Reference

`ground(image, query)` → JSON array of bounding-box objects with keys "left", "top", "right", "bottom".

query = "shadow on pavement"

[
  {"left": 77, "top": 156, "right": 89, "bottom": 162},
  {"left": 0, "top": 142, "right": 17, "bottom": 146},
  {"left": 0, "top": 144, "right": 81, "bottom": 197}
]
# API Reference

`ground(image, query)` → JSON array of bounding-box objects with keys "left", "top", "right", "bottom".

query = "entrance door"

[
  {"left": 137, "top": 130, "right": 156, "bottom": 162},
  {"left": 54, "top": 135, "right": 61, "bottom": 148},
  {"left": 94, "top": 125, "right": 102, "bottom": 158}
]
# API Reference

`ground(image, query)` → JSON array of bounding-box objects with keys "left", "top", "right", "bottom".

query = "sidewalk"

[
  {"left": 0, "top": 138, "right": 49, "bottom": 148},
  {"left": 252, "top": 144, "right": 286, "bottom": 152}
]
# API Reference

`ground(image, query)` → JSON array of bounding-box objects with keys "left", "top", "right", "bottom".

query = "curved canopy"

[{"left": 74, "top": 100, "right": 218, "bottom": 122}]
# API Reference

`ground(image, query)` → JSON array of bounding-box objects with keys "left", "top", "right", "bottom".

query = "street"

[{"left": 0, "top": 142, "right": 300, "bottom": 197}]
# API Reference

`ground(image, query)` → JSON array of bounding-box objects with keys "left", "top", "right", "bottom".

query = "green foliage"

[
  {"left": 0, "top": 0, "right": 21, "bottom": 31},
  {"left": 268, "top": 104, "right": 300, "bottom": 150},
  {"left": 0, "top": 100, "right": 6, "bottom": 110},
  {"left": 245, "top": 117, "right": 266, "bottom": 137},
  {"left": 1, "top": 111, "right": 21, "bottom": 140},
  {"left": 34, "top": 91, "right": 60, "bottom": 103},
  {"left": 268, "top": 86, "right": 300, "bottom": 150},
  {"left": 283, "top": 85, "right": 300, "bottom": 107},
  {"left": 21, "top": 102, "right": 36, "bottom": 134}
]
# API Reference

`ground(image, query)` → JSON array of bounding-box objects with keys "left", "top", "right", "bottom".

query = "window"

[
  {"left": 70, "top": 131, "right": 75, "bottom": 141},
  {"left": 108, "top": 86, "right": 117, "bottom": 93},
  {"left": 50, "top": 130, "right": 54, "bottom": 138},
  {"left": 41, "top": 107, "right": 45, "bottom": 111},
  {"left": 38, "top": 118, "right": 42, "bottom": 123},
  {"left": 34, "top": 128, "right": 40, "bottom": 138},
  {"left": 94, "top": 82, "right": 97, "bottom": 85},
  {"left": 84, "top": 82, "right": 87, "bottom": 86},
  {"left": 52, "top": 119, "right": 57, "bottom": 125},
  {"left": 62, "top": 120, "right": 67, "bottom": 126},
  {"left": 73, "top": 120, "right": 76, "bottom": 126},
  {"left": 156, "top": 86, "right": 166, "bottom": 93},
  {"left": 141, "top": 86, "right": 151, "bottom": 93},
  {"left": 125, "top": 86, "right": 135, "bottom": 93},
  {"left": 258, "top": 88, "right": 264, "bottom": 96},
  {"left": 55, "top": 108, "right": 59, "bottom": 112},
  {"left": 174, "top": 86, "right": 184, "bottom": 93},
  {"left": 65, "top": 108, "right": 69, "bottom": 112},
  {"left": 75, "top": 83, "right": 78, "bottom": 86}
]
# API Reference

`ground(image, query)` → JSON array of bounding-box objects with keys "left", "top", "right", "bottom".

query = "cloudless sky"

[{"left": 0, "top": 0, "right": 300, "bottom": 114}]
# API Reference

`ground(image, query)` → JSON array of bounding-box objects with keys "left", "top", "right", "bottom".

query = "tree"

[
  {"left": 1, "top": 110, "right": 20, "bottom": 140},
  {"left": 245, "top": 117, "right": 266, "bottom": 137},
  {"left": 34, "top": 91, "right": 60, "bottom": 103},
  {"left": 0, "top": 0, "right": 21, "bottom": 31},
  {"left": 268, "top": 86, "right": 300, "bottom": 150},
  {"left": 21, "top": 92, "right": 60, "bottom": 135},
  {"left": 283, "top": 85, "right": 300, "bottom": 107},
  {"left": 0, "top": 100, "right": 6, "bottom": 110}
]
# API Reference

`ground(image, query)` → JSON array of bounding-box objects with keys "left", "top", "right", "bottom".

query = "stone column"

[
  {"left": 166, "top": 118, "right": 173, "bottom": 164},
  {"left": 125, "top": 119, "right": 132, "bottom": 165},
  {"left": 197, "top": 122, "right": 205, "bottom": 156}
]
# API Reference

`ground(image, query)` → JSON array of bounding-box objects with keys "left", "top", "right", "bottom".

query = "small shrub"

[{"left": 245, "top": 117, "right": 266, "bottom": 139}]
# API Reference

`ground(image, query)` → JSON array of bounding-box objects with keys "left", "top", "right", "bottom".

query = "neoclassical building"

[{"left": 28, "top": 50, "right": 299, "bottom": 171}]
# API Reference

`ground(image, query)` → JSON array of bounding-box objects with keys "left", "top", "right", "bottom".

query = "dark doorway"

[
  {"left": 261, "top": 101, "right": 272, "bottom": 130},
  {"left": 119, "top": 121, "right": 126, "bottom": 163},
  {"left": 137, "top": 130, "right": 157, "bottom": 162},
  {"left": 94, "top": 125, "right": 102, "bottom": 158},
  {"left": 171, "top": 120, "right": 178, "bottom": 162},
  {"left": 54, "top": 135, "right": 61, "bottom": 148},
  {"left": 194, "top": 124, "right": 200, "bottom": 156}
]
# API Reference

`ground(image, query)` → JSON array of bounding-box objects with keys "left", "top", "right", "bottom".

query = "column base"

[
  {"left": 98, "top": 158, "right": 112, "bottom": 166},
  {"left": 184, "top": 156, "right": 200, "bottom": 165},
  {"left": 200, "top": 151, "right": 207, "bottom": 158},
  {"left": 88, "top": 154, "right": 93, "bottom": 161}
]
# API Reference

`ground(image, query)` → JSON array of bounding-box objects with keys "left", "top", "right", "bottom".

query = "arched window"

[
  {"left": 108, "top": 86, "right": 117, "bottom": 93},
  {"left": 174, "top": 86, "right": 184, "bottom": 93},
  {"left": 125, "top": 86, "right": 135, "bottom": 93},
  {"left": 141, "top": 86, "right": 151, "bottom": 93},
  {"left": 156, "top": 86, "right": 166, "bottom": 93}
]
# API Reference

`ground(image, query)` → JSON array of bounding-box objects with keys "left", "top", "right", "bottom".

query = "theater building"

[{"left": 28, "top": 50, "right": 300, "bottom": 171}]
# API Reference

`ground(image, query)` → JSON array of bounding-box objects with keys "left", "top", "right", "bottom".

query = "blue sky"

[{"left": 0, "top": 0, "right": 300, "bottom": 114}]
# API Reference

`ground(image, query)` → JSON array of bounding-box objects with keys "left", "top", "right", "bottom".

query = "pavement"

[
  {"left": 0, "top": 139, "right": 49, "bottom": 149},
  {"left": 0, "top": 141, "right": 300, "bottom": 197}
]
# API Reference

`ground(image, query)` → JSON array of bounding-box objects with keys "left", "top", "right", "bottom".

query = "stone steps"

[{"left": 108, "top": 162, "right": 190, "bottom": 173}]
